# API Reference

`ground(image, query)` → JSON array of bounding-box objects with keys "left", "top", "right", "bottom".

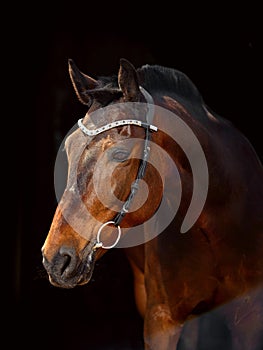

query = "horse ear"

[
  {"left": 68, "top": 58, "right": 98, "bottom": 105},
  {"left": 118, "top": 58, "right": 140, "bottom": 101}
]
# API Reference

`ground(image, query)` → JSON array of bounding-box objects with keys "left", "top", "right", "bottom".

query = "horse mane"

[
  {"left": 98, "top": 64, "right": 206, "bottom": 116},
  {"left": 137, "top": 64, "right": 203, "bottom": 103}
]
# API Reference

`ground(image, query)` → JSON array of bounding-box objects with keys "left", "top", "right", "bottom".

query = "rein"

[{"left": 78, "top": 87, "right": 158, "bottom": 250}]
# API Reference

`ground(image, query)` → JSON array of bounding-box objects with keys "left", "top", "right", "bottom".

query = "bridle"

[{"left": 77, "top": 87, "right": 158, "bottom": 250}]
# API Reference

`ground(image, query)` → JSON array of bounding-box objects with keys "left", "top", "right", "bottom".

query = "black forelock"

[{"left": 97, "top": 75, "right": 119, "bottom": 89}]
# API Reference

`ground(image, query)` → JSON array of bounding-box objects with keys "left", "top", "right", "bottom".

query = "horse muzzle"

[{"left": 41, "top": 245, "right": 96, "bottom": 289}]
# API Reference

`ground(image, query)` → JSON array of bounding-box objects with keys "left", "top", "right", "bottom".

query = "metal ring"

[{"left": 96, "top": 221, "right": 121, "bottom": 249}]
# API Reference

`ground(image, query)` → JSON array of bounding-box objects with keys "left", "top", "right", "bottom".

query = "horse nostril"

[
  {"left": 41, "top": 246, "right": 78, "bottom": 282},
  {"left": 58, "top": 246, "right": 78, "bottom": 277}
]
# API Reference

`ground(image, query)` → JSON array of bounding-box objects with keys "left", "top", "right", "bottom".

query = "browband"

[
  {"left": 78, "top": 118, "right": 157, "bottom": 136},
  {"left": 77, "top": 86, "right": 157, "bottom": 136}
]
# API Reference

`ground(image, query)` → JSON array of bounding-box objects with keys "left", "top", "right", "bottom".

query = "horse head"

[{"left": 41, "top": 59, "right": 163, "bottom": 288}]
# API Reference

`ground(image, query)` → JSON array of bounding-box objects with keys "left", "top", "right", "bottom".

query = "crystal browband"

[{"left": 78, "top": 118, "right": 158, "bottom": 136}]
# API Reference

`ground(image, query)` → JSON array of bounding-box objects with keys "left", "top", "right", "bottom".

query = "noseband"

[{"left": 78, "top": 87, "right": 158, "bottom": 249}]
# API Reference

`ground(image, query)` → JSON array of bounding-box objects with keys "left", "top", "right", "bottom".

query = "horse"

[{"left": 41, "top": 58, "right": 263, "bottom": 349}]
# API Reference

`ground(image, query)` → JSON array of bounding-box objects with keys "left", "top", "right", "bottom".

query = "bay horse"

[{"left": 41, "top": 58, "right": 263, "bottom": 349}]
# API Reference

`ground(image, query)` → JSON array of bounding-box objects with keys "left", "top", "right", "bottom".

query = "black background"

[{"left": 12, "top": 4, "right": 261, "bottom": 349}]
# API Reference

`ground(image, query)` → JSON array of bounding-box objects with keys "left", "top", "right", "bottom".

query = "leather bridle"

[{"left": 77, "top": 86, "right": 158, "bottom": 249}]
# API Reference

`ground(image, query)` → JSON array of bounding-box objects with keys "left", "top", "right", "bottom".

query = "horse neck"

[{"left": 124, "top": 245, "right": 145, "bottom": 272}]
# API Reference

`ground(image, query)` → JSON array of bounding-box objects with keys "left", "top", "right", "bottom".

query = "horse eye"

[{"left": 111, "top": 149, "right": 130, "bottom": 162}]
